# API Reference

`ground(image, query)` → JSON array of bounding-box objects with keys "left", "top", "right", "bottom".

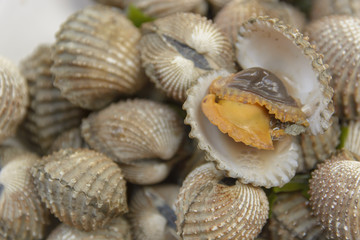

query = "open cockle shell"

[
  {"left": 184, "top": 70, "right": 300, "bottom": 188},
  {"left": 140, "top": 12, "right": 236, "bottom": 102},
  {"left": 0, "top": 147, "right": 48, "bottom": 240},
  {"left": 52, "top": 4, "right": 146, "bottom": 110},
  {"left": 236, "top": 16, "right": 334, "bottom": 135},
  {"left": 175, "top": 163, "right": 269, "bottom": 240},
  {"left": 31, "top": 148, "right": 128, "bottom": 231}
]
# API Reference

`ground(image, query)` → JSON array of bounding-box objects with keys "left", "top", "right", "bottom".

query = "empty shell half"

[
  {"left": 140, "top": 12, "right": 236, "bottom": 102},
  {"left": 81, "top": 99, "right": 184, "bottom": 164},
  {"left": 0, "top": 56, "right": 28, "bottom": 144},
  {"left": 31, "top": 148, "right": 128, "bottom": 231},
  {"left": 305, "top": 15, "right": 360, "bottom": 120},
  {"left": 52, "top": 4, "right": 146, "bottom": 110},
  {"left": 0, "top": 147, "right": 48, "bottom": 240},
  {"left": 309, "top": 149, "right": 360, "bottom": 239},
  {"left": 176, "top": 163, "right": 269, "bottom": 239},
  {"left": 236, "top": 16, "right": 334, "bottom": 135},
  {"left": 311, "top": 0, "right": 360, "bottom": 20}
]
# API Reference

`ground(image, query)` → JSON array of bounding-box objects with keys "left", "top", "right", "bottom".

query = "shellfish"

[
  {"left": 140, "top": 12, "right": 236, "bottom": 102},
  {"left": 48, "top": 127, "right": 88, "bottom": 154},
  {"left": 31, "top": 148, "right": 128, "bottom": 231},
  {"left": 311, "top": 0, "right": 360, "bottom": 20},
  {"left": 343, "top": 120, "right": 360, "bottom": 156},
  {"left": 52, "top": 4, "right": 146, "bottom": 110},
  {"left": 175, "top": 163, "right": 269, "bottom": 239}
]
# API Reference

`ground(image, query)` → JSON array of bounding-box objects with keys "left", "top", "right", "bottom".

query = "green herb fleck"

[{"left": 126, "top": 4, "right": 155, "bottom": 27}]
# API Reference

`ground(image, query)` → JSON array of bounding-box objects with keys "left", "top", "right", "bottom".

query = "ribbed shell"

[
  {"left": 176, "top": 163, "right": 269, "bottom": 239},
  {"left": 215, "top": 0, "right": 305, "bottom": 47},
  {"left": 305, "top": 15, "right": 360, "bottom": 120},
  {"left": 46, "top": 216, "right": 132, "bottom": 240},
  {"left": 48, "top": 127, "right": 88, "bottom": 154},
  {"left": 0, "top": 147, "right": 48, "bottom": 240},
  {"left": 184, "top": 70, "right": 300, "bottom": 188},
  {"left": 298, "top": 116, "right": 341, "bottom": 172},
  {"left": 236, "top": 16, "right": 334, "bottom": 135},
  {"left": 20, "top": 45, "right": 86, "bottom": 153},
  {"left": 129, "top": 184, "right": 180, "bottom": 240},
  {"left": 343, "top": 120, "right": 360, "bottom": 156},
  {"left": 81, "top": 99, "right": 184, "bottom": 164},
  {"left": 309, "top": 149, "right": 360, "bottom": 239},
  {"left": 311, "top": 0, "right": 360, "bottom": 20},
  {"left": 52, "top": 4, "right": 146, "bottom": 110},
  {"left": 0, "top": 56, "right": 28, "bottom": 144},
  {"left": 140, "top": 12, "right": 236, "bottom": 102},
  {"left": 31, "top": 148, "right": 128, "bottom": 231},
  {"left": 269, "top": 192, "right": 326, "bottom": 240}
]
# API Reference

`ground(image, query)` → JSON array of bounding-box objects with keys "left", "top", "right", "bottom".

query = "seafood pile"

[{"left": 1, "top": 0, "right": 360, "bottom": 239}]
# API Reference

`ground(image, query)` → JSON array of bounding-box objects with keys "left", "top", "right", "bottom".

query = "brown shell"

[
  {"left": 309, "top": 149, "right": 360, "bottom": 239},
  {"left": 31, "top": 148, "right": 128, "bottom": 231},
  {"left": 129, "top": 184, "right": 180, "bottom": 240},
  {"left": 269, "top": 192, "right": 326, "bottom": 240},
  {"left": 305, "top": 15, "right": 360, "bottom": 120},
  {"left": 20, "top": 44, "right": 87, "bottom": 153},
  {"left": 81, "top": 99, "right": 184, "bottom": 164},
  {"left": 48, "top": 127, "right": 88, "bottom": 154},
  {"left": 215, "top": 0, "right": 305, "bottom": 47},
  {"left": 207, "top": 0, "right": 232, "bottom": 13},
  {"left": 47, "top": 216, "right": 132, "bottom": 240},
  {"left": 311, "top": 0, "right": 360, "bottom": 20},
  {"left": 52, "top": 4, "right": 146, "bottom": 110},
  {"left": 140, "top": 12, "right": 236, "bottom": 102},
  {"left": 176, "top": 163, "right": 269, "bottom": 239},
  {"left": 0, "top": 147, "right": 48, "bottom": 240},
  {"left": 0, "top": 56, "right": 28, "bottom": 144}
]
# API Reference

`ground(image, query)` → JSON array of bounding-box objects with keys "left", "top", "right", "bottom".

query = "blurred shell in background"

[
  {"left": 140, "top": 12, "right": 236, "bottom": 102},
  {"left": 48, "top": 127, "right": 88, "bottom": 154},
  {"left": 343, "top": 120, "right": 360, "bottom": 156},
  {"left": 309, "top": 149, "right": 360, "bottom": 239},
  {"left": 0, "top": 147, "right": 48, "bottom": 240},
  {"left": 129, "top": 184, "right": 180, "bottom": 240},
  {"left": 207, "top": 0, "right": 232, "bottom": 13},
  {"left": 311, "top": 0, "right": 360, "bottom": 20},
  {"left": 305, "top": 15, "right": 360, "bottom": 120},
  {"left": 0, "top": 56, "right": 28, "bottom": 144},
  {"left": 31, "top": 148, "right": 128, "bottom": 231},
  {"left": 46, "top": 216, "right": 132, "bottom": 240},
  {"left": 52, "top": 4, "right": 146, "bottom": 110},
  {"left": 20, "top": 44, "right": 87, "bottom": 154},
  {"left": 176, "top": 163, "right": 269, "bottom": 240}
]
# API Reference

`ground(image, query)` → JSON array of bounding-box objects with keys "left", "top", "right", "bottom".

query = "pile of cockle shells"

[{"left": 2, "top": 0, "right": 360, "bottom": 239}]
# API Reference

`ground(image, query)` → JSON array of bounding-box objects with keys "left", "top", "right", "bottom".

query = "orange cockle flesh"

[{"left": 202, "top": 93, "right": 274, "bottom": 150}]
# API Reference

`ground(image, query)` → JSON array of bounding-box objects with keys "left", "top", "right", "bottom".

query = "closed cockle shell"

[
  {"left": 47, "top": 216, "right": 132, "bottom": 240},
  {"left": 140, "top": 12, "right": 236, "bottom": 102},
  {"left": 176, "top": 163, "right": 269, "bottom": 240},
  {"left": 0, "top": 147, "right": 48, "bottom": 240},
  {"left": 215, "top": 0, "right": 305, "bottom": 47},
  {"left": 48, "top": 127, "right": 88, "bottom": 154},
  {"left": 52, "top": 4, "right": 146, "bottom": 110},
  {"left": 311, "top": 0, "right": 360, "bottom": 20},
  {"left": 0, "top": 56, "right": 28, "bottom": 144},
  {"left": 20, "top": 44, "right": 87, "bottom": 153},
  {"left": 129, "top": 184, "right": 180, "bottom": 240},
  {"left": 31, "top": 148, "right": 128, "bottom": 231},
  {"left": 309, "top": 149, "right": 360, "bottom": 239},
  {"left": 343, "top": 120, "right": 360, "bottom": 156},
  {"left": 269, "top": 192, "right": 326, "bottom": 240},
  {"left": 81, "top": 99, "right": 184, "bottom": 164},
  {"left": 305, "top": 15, "right": 360, "bottom": 120}
]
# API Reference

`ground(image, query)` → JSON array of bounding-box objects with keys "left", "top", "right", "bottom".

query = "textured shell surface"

[
  {"left": 52, "top": 4, "right": 146, "bottom": 110},
  {"left": 0, "top": 146, "right": 48, "bottom": 240},
  {"left": 48, "top": 127, "right": 88, "bottom": 154},
  {"left": 140, "top": 12, "right": 236, "bottom": 102},
  {"left": 215, "top": 0, "right": 306, "bottom": 47},
  {"left": 311, "top": 0, "right": 360, "bottom": 20},
  {"left": 31, "top": 148, "right": 128, "bottom": 231},
  {"left": 0, "top": 56, "right": 29, "bottom": 144},
  {"left": 184, "top": 70, "right": 300, "bottom": 188},
  {"left": 176, "top": 162, "right": 269, "bottom": 240},
  {"left": 305, "top": 15, "right": 360, "bottom": 120},
  {"left": 236, "top": 16, "right": 334, "bottom": 135},
  {"left": 343, "top": 120, "right": 360, "bottom": 156},
  {"left": 46, "top": 216, "right": 132, "bottom": 240},
  {"left": 20, "top": 44, "right": 87, "bottom": 153},
  {"left": 309, "top": 149, "right": 360, "bottom": 239},
  {"left": 129, "top": 184, "right": 180, "bottom": 240},
  {"left": 269, "top": 192, "right": 326, "bottom": 240},
  {"left": 81, "top": 98, "right": 185, "bottom": 164}
]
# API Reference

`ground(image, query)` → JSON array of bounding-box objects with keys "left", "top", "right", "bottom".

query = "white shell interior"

[{"left": 184, "top": 71, "right": 299, "bottom": 188}]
